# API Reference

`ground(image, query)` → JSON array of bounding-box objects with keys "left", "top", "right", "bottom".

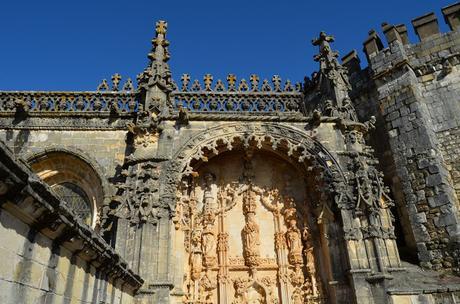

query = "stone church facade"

[{"left": 0, "top": 3, "right": 460, "bottom": 304}]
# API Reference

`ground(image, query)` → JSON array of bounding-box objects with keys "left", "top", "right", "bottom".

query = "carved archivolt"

[{"left": 161, "top": 122, "right": 346, "bottom": 212}]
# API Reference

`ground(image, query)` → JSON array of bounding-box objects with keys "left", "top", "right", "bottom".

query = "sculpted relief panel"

[{"left": 173, "top": 150, "right": 324, "bottom": 304}]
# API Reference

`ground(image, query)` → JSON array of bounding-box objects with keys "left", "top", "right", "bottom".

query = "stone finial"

[
  {"left": 272, "top": 75, "right": 282, "bottom": 92},
  {"left": 148, "top": 20, "right": 170, "bottom": 63},
  {"left": 181, "top": 74, "right": 190, "bottom": 91},
  {"left": 111, "top": 73, "right": 121, "bottom": 91},
  {"left": 97, "top": 79, "right": 110, "bottom": 91},
  {"left": 363, "top": 30, "right": 384, "bottom": 60},
  {"left": 312, "top": 31, "right": 339, "bottom": 66},
  {"left": 411, "top": 12, "right": 440, "bottom": 41},
  {"left": 250, "top": 74, "right": 259, "bottom": 91},
  {"left": 203, "top": 74, "right": 213, "bottom": 91},
  {"left": 227, "top": 74, "right": 236, "bottom": 91},
  {"left": 442, "top": 3, "right": 460, "bottom": 31},
  {"left": 137, "top": 19, "right": 174, "bottom": 112},
  {"left": 122, "top": 78, "right": 134, "bottom": 91}
]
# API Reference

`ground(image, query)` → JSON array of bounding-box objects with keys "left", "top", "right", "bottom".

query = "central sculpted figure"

[{"left": 243, "top": 212, "right": 260, "bottom": 263}]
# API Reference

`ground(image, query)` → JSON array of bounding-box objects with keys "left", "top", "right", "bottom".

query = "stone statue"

[
  {"left": 243, "top": 212, "right": 260, "bottom": 266},
  {"left": 286, "top": 218, "right": 303, "bottom": 265},
  {"left": 202, "top": 172, "right": 217, "bottom": 211},
  {"left": 190, "top": 229, "right": 203, "bottom": 281}
]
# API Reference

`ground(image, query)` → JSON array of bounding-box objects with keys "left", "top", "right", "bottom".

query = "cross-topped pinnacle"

[
  {"left": 312, "top": 31, "right": 334, "bottom": 48},
  {"left": 312, "top": 31, "right": 339, "bottom": 64},
  {"left": 155, "top": 20, "right": 167, "bottom": 35},
  {"left": 312, "top": 32, "right": 339, "bottom": 69},
  {"left": 310, "top": 31, "right": 354, "bottom": 113},
  {"left": 148, "top": 20, "right": 170, "bottom": 63}
]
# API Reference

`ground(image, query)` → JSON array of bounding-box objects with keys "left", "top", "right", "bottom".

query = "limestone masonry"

[{"left": 1, "top": 3, "right": 460, "bottom": 304}]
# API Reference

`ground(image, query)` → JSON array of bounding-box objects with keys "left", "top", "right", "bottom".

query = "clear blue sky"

[{"left": 0, "top": 0, "right": 455, "bottom": 91}]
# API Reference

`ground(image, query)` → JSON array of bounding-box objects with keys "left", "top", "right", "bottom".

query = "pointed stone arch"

[
  {"left": 162, "top": 122, "right": 353, "bottom": 303},
  {"left": 160, "top": 122, "right": 348, "bottom": 212}
]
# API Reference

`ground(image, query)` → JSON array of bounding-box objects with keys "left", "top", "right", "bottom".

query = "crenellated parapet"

[{"left": 360, "top": 3, "right": 460, "bottom": 77}]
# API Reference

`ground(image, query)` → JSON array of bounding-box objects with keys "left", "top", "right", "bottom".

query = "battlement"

[
  {"left": 363, "top": 3, "right": 459, "bottom": 57},
  {"left": 352, "top": 2, "right": 460, "bottom": 75}
]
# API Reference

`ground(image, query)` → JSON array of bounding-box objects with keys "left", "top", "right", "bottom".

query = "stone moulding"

[
  {"left": 159, "top": 122, "right": 347, "bottom": 212},
  {"left": 0, "top": 141, "right": 144, "bottom": 291}
]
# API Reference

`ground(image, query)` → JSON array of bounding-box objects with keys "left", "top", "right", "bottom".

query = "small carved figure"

[
  {"left": 190, "top": 229, "right": 203, "bottom": 281},
  {"left": 202, "top": 172, "right": 217, "bottom": 211},
  {"left": 242, "top": 212, "right": 260, "bottom": 267},
  {"left": 286, "top": 218, "right": 303, "bottom": 265}
]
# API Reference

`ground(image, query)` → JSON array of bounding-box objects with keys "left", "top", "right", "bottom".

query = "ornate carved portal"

[{"left": 174, "top": 150, "right": 324, "bottom": 304}]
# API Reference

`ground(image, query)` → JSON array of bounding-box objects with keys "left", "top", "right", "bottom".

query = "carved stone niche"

[{"left": 173, "top": 150, "right": 325, "bottom": 304}]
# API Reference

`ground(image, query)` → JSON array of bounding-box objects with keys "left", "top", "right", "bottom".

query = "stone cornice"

[{"left": 0, "top": 141, "right": 144, "bottom": 292}]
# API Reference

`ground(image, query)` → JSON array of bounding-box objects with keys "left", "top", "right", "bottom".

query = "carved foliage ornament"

[{"left": 161, "top": 123, "right": 346, "bottom": 215}]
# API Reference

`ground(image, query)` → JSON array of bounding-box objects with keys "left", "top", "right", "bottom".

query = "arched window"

[
  {"left": 52, "top": 182, "right": 92, "bottom": 225},
  {"left": 28, "top": 151, "right": 105, "bottom": 228}
]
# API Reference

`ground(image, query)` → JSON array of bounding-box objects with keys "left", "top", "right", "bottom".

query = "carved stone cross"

[
  {"left": 250, "top": 74, "right": 259, "bottom": 91},
  {"left": 181, "top": 74, "right": 190, "bottom": 91},
  {"left": 204, "top": 74, "right": 213, "bottom": 91},
  {"left": 272, "top": 75, "right": 281, "bottom": 92},
  {"left": 227, "top": 74, "right": 236, "bottom": 91},
  {"left": 155, "top": 20, "right": 167, "bottom": 35},
  {"left": 111, "top": 73, "right": 121, "bottom": 91}
]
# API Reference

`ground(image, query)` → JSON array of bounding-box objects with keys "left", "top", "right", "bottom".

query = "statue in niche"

[
  {"left": 202, "top": 172, "right": 217, "bottom": 212},
  {"left": 286, "top": 217, "right": 303, "bottom": 265},
  {"left": 242, "top": 212, "right": 260, "bottom": 267},
  {"left": 302, "top": 226, "right": 319, "bottom": 296},
  {"left": 202, "top": 210, "right": 217, "bottom": 266},
  {"left": 190, "top": 229, "right": 203, "bottom": 281},
  {"left": 284, "top": 207, "right": 303, "bottom": 265}
]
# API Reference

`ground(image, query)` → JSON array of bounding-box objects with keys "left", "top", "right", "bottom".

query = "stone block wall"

[
  {"left": 0, "top": 210, "right": 134, "bottom": 304},
  {"left": 346, "top": 4, "right": 460, "bottom": 271},
  {"left": 438, "top": 127, "right": 460, "bottom": 203}
]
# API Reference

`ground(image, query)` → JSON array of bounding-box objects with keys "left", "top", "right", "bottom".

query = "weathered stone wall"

[
  {"left": 438, "top": 127, "right": 460, "bottom": 203},
  {"left": 347, "top": 6, "right": 460, "bottom": 272},
  {"left": 0, "top": 129, "right": 128, "bottom": 179},
  {"left": 0, "top": 209, "right": 134, "bottom": 304}
]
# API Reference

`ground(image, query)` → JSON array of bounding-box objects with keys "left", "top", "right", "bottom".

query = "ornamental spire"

[
  {"left": 311, "top": 32, "right": 352, "bottom": 111},
  {"left": 137, "top": 20, "right": 175, "bottom": 114},
  {"left": 148, "top": 20, "right": 170, "bottom": 64},
  {"left": 304, "top": 32, "right": 358, "bottom": 121}
]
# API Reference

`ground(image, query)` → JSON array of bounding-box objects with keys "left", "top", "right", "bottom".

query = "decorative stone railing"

[
  {"left": 0, "top": 75, "right": 306, "bottom": 115},
  {"left": 0, "top": 91, "right": 138, "bottom": 113},
  {"left": 171, "top": 74, "right": 304, "bottom": 113}
]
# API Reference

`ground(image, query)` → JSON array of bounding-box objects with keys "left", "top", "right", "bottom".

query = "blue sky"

[{"left": 0, "top": 0, "right": 455, "bottom": 91}]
